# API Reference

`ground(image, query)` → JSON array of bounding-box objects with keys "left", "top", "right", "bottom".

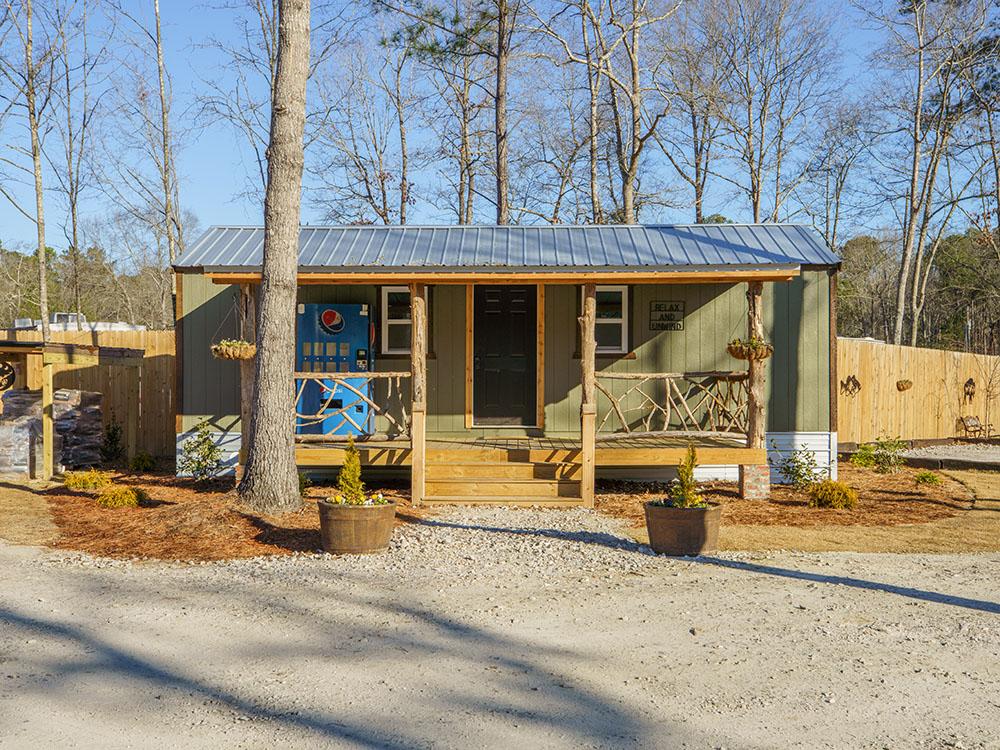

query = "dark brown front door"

[{"left": 473, "top": 285, "right": 537, "bottom": 425}]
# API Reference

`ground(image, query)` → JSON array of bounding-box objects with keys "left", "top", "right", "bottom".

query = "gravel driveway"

[{"left": 1, "top": 506, "right": 998, "bottom": 749}]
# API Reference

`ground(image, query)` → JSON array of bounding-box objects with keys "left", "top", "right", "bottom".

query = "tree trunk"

[
  {"left": 154, "top": 0, "right": 180, "bottom": 315},
  {"left": 25, "top": 0, "right": 49, "bottom": 341},
  {"left": 494, "top": 0, "right": 510, "bottom": 225},
  {"left": 238, "top": 0, "right": 311, "bottom": 513}
]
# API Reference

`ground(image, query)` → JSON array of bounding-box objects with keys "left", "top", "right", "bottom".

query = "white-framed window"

[
  {"left": 381, "top": 286, "right": 411, "bottom": 354},
  {"left": 582, "top": 285, "right": 629, "bottom": 354}
]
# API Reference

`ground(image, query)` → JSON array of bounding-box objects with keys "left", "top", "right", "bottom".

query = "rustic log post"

[
  {"left": 579, "top": 283, "right": 597, "bottom": 507},
  {"left": 237, "top": 284, "right": 257, "bottom": 479},
  {"left": 740, "top": 280, "right": 769, "bottom": 499},
  {"left": 410, "top": 282, "right": 427, "bottom": 506},
  {"left": 41, "top": 360, "right": 54, "bottom": 481}
]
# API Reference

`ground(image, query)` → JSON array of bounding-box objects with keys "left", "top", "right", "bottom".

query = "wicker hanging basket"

[
  {"left": 211, "top": 339, "right": 257, "bottom": 361},
  {"left": 727, "top": 338, "right": 774, "bottom": 361}
]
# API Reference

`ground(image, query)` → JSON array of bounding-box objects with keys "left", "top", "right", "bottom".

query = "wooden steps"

[{"left": 425, "top": 453, "right": 583, "bottom": 505}]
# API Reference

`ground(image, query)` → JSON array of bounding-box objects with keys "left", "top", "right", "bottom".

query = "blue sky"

[{"left": 0, "top": 0, "right": 878, "bottom": 250}]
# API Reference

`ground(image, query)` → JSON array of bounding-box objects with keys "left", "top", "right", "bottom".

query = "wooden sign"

[
  {"left": 649, "top": 301, "right": 685, "bottom": 331},
  {"left": 0, "top": 361, "right": 14, "bottom": 392}
]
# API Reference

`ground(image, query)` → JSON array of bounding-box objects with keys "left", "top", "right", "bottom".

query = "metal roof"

[{"left": 175, "top": 224, "right": 839, "bottom": 273}]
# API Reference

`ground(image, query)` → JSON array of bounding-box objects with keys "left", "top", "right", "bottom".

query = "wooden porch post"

[
  {"left": 41, "top": 361, "right": 54, "bottom": 481},
  {"left": 740, "top": 280, "right": 769, "bottom": 499},
  {"left": 237, "top": 284, "right": 257, "bottom": 479},
  {"left": 580, "top": 283, "right": 597, "bottom": 507},
  {"left": 410, "top": 283, "right": 427, "bottom": 506}
]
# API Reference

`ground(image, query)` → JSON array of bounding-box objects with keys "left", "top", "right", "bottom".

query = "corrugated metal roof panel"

[{"left": 175, "top": 224, "right": 839, "bottom": 271}]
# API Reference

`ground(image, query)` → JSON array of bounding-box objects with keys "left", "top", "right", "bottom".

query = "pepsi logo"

[{"left": 319, "top": 308, "right": 345, "bottom": 335}]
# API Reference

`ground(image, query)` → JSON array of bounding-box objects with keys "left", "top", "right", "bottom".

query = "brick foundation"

[{"left": 739, "top": 464, "right": 770, "bottom": 500}]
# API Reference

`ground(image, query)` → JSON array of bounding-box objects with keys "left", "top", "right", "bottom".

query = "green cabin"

[{"left": 174, "top": 224, "right": 839, "bottom": 505}]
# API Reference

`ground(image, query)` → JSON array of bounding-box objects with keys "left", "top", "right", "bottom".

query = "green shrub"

[
  {"left": 915, "top": 470, "right": 942, "bottom": 486},
  {"left": 64, "top": 469, "right": 113, "bottom": 490},
  {"left": 850, "top": 437, "right": 906, "bottom": 474},
  {"left": 327, "top": 436, "right": 387, "bottom": 506},
  {"left": 95, "top": 484, "right": 150, "bottom": 509},
  {"left": 129, "top": 451, "right": 156, "bottom": 473},
  {"left": 769, "top": 441, "right": 825, "bottom": 489},
  {"left": 808, "top": 480, "right": 858, "bottom": 510},
  {"left": 178, "top": 422, "right": 223, "bottom": 482},
  {"left": 651, "top": 445, "right": 707, "bottom": 509},
  {"left": 298, "top": 472, "right": 313, "bottom": 498},
  {"left": 100, "top": 420, "right": 124, "bottom": 466}
]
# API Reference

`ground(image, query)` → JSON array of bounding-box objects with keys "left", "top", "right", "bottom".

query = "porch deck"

[{"left": 296, "top": 431, "right": 762, "bottom": 506}]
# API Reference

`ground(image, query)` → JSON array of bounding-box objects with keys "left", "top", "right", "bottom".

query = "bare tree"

[
  {"left": 0, "top": 0, "right": 61, "bottom": 340},
  {"left": 861, "top": 0, "right": 991, "bottom": 343},
  {"left": 239, "top": 0, "right": 311, "bottom": 512},
  {"left": 711, "top": 0, "right": 836, "bottom": 223}
]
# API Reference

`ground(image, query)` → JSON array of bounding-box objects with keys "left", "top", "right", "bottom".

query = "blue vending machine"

[{"left": 295, "top": 303, "right": 373, "bottom": 437}]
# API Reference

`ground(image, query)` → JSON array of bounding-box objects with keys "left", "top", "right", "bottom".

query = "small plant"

[
  {"left": 914, "top": 470, "right": 942, "bottom": 486},
  {"left": 64, "top": 468, "right": 113, "bottom": 490},
  {"left": 326, "top": 436, "right": 387, "bottom": 506},
  {"left": 807, "top": 480, "right": 858, "bottom": 510},
  {"left": 651, "top": 444, "right": 706, "bottom": 509},
  {"left": 211, "top": 339, "right": 256, "bottom": 360},
  {"left": 129, "top": 451, "right": 156, "bottom": 473},
  {"left": 100, "top": 420, "right": 124, "bottom": 465},
  {"left": 851, "top": 437, "right": 906, "bottom": 474},
  {"left": 769, "top": 441, "right": 826, "bottom": 489},
  {"left": 178, "top": 422, "right": 223, "bottom": 482},
  {"left": 299, "top": 471, "right": 313, "bottom": 498},
  {"left": 95, "top": 484, "right": 150, "bottom": 509},
  {"left": 727, "top": 336, "right": 774, "bottom": 361}
]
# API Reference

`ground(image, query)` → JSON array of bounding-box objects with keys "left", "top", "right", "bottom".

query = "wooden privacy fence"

[
  {"left": 837, "top": 338, "right": 1000, "bottom": 444},
  {"left": 3, "top": 329, "right": 176, "bottom": 457}
]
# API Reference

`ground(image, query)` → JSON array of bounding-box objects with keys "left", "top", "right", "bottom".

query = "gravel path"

[
  {"left": 1, "top": 506, "right": 998, "bottom": 749},
  {"left": 905, "top": 442, "right": 1000, "bottom": 465}
]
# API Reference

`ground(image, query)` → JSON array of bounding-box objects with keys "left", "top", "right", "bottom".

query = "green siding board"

[{"left": 178, "top": 273, "right": 832, "bottom": 438}]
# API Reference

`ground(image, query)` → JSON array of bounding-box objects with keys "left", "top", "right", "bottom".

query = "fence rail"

[
  {"left": 595, "top": 370, "right": 748, "bottom": 436},
  {"left": 1, "top": 329, "right": 176, "bottom": 457},
  {"left": 294, "top": 371, "right": 411, "bottom": 438},
  {"left": 837, "top": 338, "right": 1000, "bottom": 443}
]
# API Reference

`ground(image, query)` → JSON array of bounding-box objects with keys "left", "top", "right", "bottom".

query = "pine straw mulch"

[
  {"left": 595, "top": 463, "right": 974, "bottom": 529},
  {"left": 42, "top": 473, "right": 432, "bottom": 561}
]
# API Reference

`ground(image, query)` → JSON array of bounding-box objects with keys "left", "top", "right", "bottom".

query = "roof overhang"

[{"left": 195, "top": 264, "right": 801, "bottom": 285}]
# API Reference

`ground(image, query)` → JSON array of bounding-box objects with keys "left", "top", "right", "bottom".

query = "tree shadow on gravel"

[
  {"left": 0, "top": 568, "right": 693, "bottom": 747},
  {"left": 696, "top": 557, "right": 1000, "bottom": 614},
  {"left": 403, "top": 515, "right": 653, "bottom": 554}
]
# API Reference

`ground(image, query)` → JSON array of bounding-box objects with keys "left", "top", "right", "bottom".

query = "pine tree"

[{"left": 336, "top": 436, "right": 366, "bottom": 503}]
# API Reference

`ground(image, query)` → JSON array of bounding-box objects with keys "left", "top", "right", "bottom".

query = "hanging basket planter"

[
  {"left": 896, "top": 379, "right": 913, "bottom": 392},
  {"left": 211, "top": 339, "right": 257, "bottom": 361},
  {"left": 727, "top": 337, "right": 774, "bottom": 361}
]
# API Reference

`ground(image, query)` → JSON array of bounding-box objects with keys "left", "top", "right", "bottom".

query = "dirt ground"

[
  {"left": 0, "top": 462, "right": 995, "bottom": 559},
  {"left": 1, "top": 532, "right": 998, "bottom": 748}
]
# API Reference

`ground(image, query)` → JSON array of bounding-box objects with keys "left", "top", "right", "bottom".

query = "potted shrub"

[
  {"left": 211, "top": 339, "right": 257, "bottom": 360},
  {"left": 644, "top": 445, "right": 721, "bottom": 556},
  {"left": 317, "top": 436, "right": 396, "bottom": 554},
  {"left": 727, "top": 336, "right": 774, "bottom": 361}
]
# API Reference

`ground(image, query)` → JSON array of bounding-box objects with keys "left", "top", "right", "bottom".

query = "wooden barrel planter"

[
  {"left": 644, "top": 502, "right": 721, "bottom": 556},
  {"left": 211, "top": 340, "right": 257, "bottom": 361},
  {"left": 317, "top": 500, "right": 397, "bottom": 554}
]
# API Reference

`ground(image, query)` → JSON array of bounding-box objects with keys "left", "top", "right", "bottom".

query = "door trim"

[{"left": 465, "top": 283, "right": 544, "bottom": 429}]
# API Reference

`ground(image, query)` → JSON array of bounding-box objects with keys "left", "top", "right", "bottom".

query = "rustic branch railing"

[
  {"left": 595, "top": 370, "right": 748, "bottom": 436},
  {"left": 294, "top": 371, "right": 412, "bottom": 438}
]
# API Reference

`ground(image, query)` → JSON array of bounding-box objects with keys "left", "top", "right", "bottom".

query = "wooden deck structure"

[{"left": 0, "top": 340, "right": 144, "bottom": 479}]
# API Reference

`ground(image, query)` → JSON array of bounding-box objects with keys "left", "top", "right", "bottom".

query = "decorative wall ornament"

[
  {"left": 896, "top": 379, "right": 913, "bottom": 392},
  {"left": 839, "top": 374, "right": 861, "bottom": 396},
  {"left": 964, "top": 378, "right": 976, "bottom": 402}
]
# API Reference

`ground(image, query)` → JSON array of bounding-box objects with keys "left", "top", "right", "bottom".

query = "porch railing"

[
  {"left": 294, "top": 371, "right": 412, "bottom": 440},
  {"left": 595, "top": 370, "right": 748, "bottom": 436}
]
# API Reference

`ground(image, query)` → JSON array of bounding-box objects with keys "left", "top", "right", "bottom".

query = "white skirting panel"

[
  {"left": 599, "top": 432, "right": 838, "bottom": 484},
  {"left": 175, "top": 430, "right": 240, "bottom": 477}
]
